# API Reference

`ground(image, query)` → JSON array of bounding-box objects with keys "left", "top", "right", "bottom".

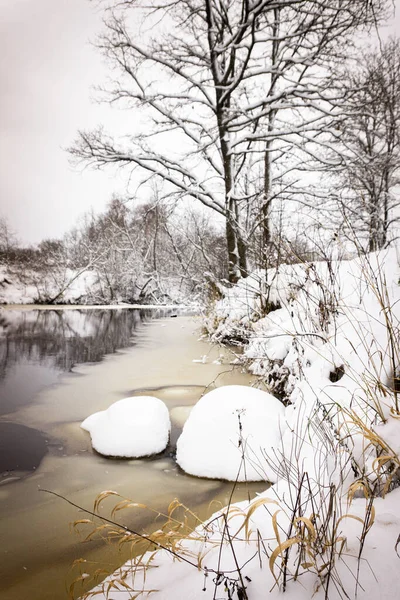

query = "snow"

[
  {"left": 0, "top": 265, "right": 99, "bottom": 304},
  {"left": 0, "top": 265, "right": 194, "bottom": 306},
  {"left": 176, "top": 385, "right": 285, "bottom": 481},
  {"left": 82, "top": 247, "right": 400, "bottom": 600},
  {"left": 81, "top": 396, "right": 171, "bottom": 457},
  {"left": 90, "top": 482, "right": 400, "bottom": 600}
]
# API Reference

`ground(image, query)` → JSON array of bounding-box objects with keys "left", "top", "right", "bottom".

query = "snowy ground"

[
  {"left": 0, "top": 265, "right": 194, "bottom": 306},
  {"left": 79, "top": 248, "right": 400, "bottom": 599},
  {"left": 0, "top": 265, "right": 100, "bottom": 304}
]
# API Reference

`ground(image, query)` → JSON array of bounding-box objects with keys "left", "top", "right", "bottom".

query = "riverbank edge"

[{"left": 0, "top": 303, "right": 197, "bottom": 311}]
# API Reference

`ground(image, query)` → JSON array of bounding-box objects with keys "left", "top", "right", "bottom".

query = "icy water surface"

[{"left": 0, "top": 307, "right": 265, "bottom": 600}]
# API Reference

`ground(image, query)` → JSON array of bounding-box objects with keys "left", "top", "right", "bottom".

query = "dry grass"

[
  {"left": 68, "top": 491, "right": 221, "bottom": 599},
  {"left": 64, "top": 411, "right": 379, "bottom": 600}
]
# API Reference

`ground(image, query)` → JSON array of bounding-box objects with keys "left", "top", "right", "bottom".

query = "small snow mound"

[
  {"left": 176, "top": 385, "right": 285, "bottom": 482},
  {"left": 81, "top": 396, "right": 171, "bottom": 458}
]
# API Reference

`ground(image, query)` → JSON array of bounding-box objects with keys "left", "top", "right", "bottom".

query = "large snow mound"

[
  {"left": 81, "top": 396, "right": 171, "bottom": 457},
  {"left": 176, "top": 385, "right": 285, "bottom": 482}
]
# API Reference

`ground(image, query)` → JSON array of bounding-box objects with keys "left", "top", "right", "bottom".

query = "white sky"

[
  {"left": 0, "top": 0, "right": 128, "bottom": 245},
  {"left": 0, "top": 0, "right": 399, "bottom": 245}
]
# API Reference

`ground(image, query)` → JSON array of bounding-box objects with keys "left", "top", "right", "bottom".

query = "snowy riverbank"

[
  {"left": 80, "top": 247, "right": 400, "bottom": 600},
  {"left": 0, "top": 265, "right": 194, "bottom": 306}
]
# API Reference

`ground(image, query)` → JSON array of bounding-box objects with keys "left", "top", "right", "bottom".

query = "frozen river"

[{"left": 0, "top": 307, "right": 263, "bottom": 600}]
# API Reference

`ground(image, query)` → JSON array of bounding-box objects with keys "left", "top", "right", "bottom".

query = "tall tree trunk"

[
  {"left": 222, "top": 138, "right": 246, "bottom": 283},
  {"left": 382, "top": 169, "right": 390, "bottom": 247},
  {"left": 261, "top": 10, "right": 279, "bottom": 270},
  {"left": 368, "top": 196, "right": 379, "bottom": 252},
  {"left": 262, "top": 141, "right": 273, "bottom": 268},
  {"left": 216, "top": 97, "right": 247, "bottom": 281},
  {"left": 153, "top": 204, "right": 158, "bottom": 273},
  {"left": 225, "top": 207, "right": 241, "bottom": 283},
  {"left": 205, "top": 0, "right": 247, "bottom": 283},
  {"left": 237, "top": 231, "right": 248, "bottom": 277}
]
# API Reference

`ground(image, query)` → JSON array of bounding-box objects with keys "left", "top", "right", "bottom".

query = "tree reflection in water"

[
  {"left": 0, "top": 308, "right": 174, "bottom": 374},
  {"left": 0, "top": 308, "right": 170, "bottom": 410}
]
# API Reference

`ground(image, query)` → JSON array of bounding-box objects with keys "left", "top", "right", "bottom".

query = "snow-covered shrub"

[{"left": 203, "top": 247, "right": 400, "bottom": 497}]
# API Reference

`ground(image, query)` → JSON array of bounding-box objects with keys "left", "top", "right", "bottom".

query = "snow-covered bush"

[{"left": 206, "top": 248, "right": 400, "bottom": 494}]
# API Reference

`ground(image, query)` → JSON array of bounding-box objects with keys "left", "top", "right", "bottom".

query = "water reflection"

[
  {"left": 0, "top": 308, "right": 171, "bottom": 372},
  {"left": 0, "top": 307, "right": 169, "bottom": 415}
]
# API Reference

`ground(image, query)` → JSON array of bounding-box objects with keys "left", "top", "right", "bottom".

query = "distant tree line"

[{"left": 0, "top": 199, "right": 228, "bottom": 303}]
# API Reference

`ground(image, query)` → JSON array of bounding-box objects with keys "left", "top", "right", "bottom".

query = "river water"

[{"left": 0, "top": 307, "right": 264, "bottom": 600}]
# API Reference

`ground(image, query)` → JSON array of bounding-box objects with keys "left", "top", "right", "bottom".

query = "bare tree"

[
  {"left": 328, "top": 38, "right": 400, "bottom": 252},
  {"left": 0, "top": 217, "right": 18, "bottom": 265},
  {"left": 71, "top": 0, "right": 388, "bottom": 280}
]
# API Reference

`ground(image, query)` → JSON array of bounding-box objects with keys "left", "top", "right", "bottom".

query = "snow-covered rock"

[
  {"left": 81, "top": 396, "right": 171, "bottom": 457},
  {"left": 176, "top": 385, "right": 285, "bottom": 482}
]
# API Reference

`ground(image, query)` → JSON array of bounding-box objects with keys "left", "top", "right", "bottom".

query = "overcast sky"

[
  {"left": 0, "top": 0, "right": 127, "bottom": 244},
  {"left": 0, "top": 0, "right": 399, "bottom": 245}
]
